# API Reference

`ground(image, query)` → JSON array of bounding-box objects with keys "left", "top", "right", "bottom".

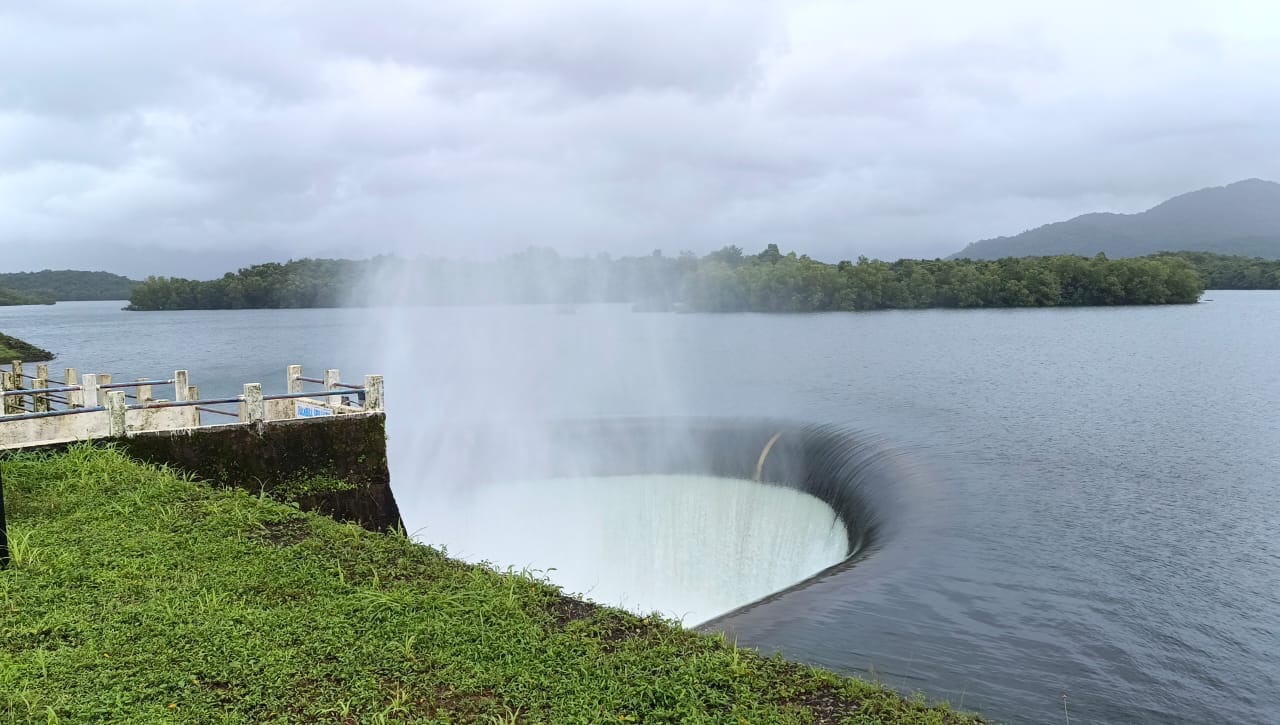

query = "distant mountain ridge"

[{"left": 953, "top": 179, "right": 1280, "bottom": 259}]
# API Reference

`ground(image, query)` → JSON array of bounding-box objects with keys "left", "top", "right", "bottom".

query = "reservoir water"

[{"left": 2, "top": 292, "right": 1277, "bottom": 724}]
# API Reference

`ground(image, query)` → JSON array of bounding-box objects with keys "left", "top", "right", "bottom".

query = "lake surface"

[{"left": 2, "top": 293, "right": 1277, "bottom": 724}]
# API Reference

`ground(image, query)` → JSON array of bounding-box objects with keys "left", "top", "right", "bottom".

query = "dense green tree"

[
  {"left": 1153, "top": 251, "right": 1280, "bottom": 289},
  {"left": 0, "top": 287, "right": 53, "bottom": 306},
  {"left": 0, "top": 270, "right": 136, "bottom": 301},
  {"left": 125, "top": 248, "right": 1211, "bottom": 312}
]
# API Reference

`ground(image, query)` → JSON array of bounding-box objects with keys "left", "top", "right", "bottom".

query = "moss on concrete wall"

[{"left": 116, "top": 413, "right": 401, "bottom": 531}]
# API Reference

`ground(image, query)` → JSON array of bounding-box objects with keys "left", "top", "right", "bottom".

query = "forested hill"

[
  {"left": 0, "top": 270, "right": 138, "bottom": 301},
  {"left": 953, "top": 179, "right": 1280, "bottom": 260},
  {"left": 126, "top": 248, "right": 1207, "bottom": 312}
]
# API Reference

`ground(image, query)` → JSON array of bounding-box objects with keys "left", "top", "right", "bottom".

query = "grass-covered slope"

[
  {"left": 0, "top": 332, "right": 53, "bottom": 363},
  {"left": 0, "top": 446, "right": 981, "bottom": 724}
]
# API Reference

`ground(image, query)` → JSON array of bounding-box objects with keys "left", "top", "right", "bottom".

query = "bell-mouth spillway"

[{"left": 398, "top": 418, "right": 920, "bottom": 627}]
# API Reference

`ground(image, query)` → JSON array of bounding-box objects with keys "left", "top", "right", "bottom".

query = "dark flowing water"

[{"left": 2, "top": 292, "right": 1277, "bottom": 724}]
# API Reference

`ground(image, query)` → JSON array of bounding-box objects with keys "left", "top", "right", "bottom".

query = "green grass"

[
  {"left": 270, "top": 473, "right": 359, "bottom": 503},
  {"left": 0, "top": 332, "right": 53, "bottom": 364},
  {"left": 0, "top": 446, "right": 984, "bottom": 724}
]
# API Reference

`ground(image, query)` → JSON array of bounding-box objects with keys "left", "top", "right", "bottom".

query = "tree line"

[
  {"left": 686, "top": 246, "right": 1204, "bottom": 311},
  {"left": 125, "top": 246, "right": 1212, "bottom": 312},
  {"left": 0, "top": 270, "right": 138, "bottom": 301},
  {"left": 0, "top": 287, "right": 53, "bottom": 306},
  {"left": 125, "top": 253, "right": 696, "bottom": 310},
  {"left": 1152, "top": 251, "right": 1280, "bottom": 290}
]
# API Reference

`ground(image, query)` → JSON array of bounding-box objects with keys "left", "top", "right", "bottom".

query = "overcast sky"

[{"left": 3, "top": 0, "right": 1278, "bottom": 277}]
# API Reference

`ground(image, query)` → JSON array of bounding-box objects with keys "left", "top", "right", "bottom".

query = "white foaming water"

[
  {"left": 402, "top": 474, "right": 849, "bottom": 626},
  {"left": 353, "top": 283, "right": 847, "bottom": 626}
]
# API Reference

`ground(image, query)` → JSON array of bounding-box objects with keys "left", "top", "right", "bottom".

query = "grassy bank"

[
  {"left": 0, "top": 446, "right": 981, "bottom": 724},
  {"left": 0, "top": 332, "right": 53, "bottom": 363}
]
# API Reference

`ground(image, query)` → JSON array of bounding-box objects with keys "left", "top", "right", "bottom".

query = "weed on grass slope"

[{"left": 0, "top": 445, "right": 982, "bottom": 724}]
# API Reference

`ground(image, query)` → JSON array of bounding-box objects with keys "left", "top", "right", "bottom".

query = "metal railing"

[{"left": 0, "top": 364, "right": 384, "bottom": 447}]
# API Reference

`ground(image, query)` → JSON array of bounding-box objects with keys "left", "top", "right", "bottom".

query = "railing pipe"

[
  {"left": 1, "top": 406, "right": 107, "bottom": 421},
  {"left": 1, "top": 385, "right": 81, "bottom": 397},
  {"left": 128, "top": 397, "right": 242, "bottom": 410},
  {"left": 261, "top": 389, "right": 365, "bottom": 402},
  {"left": 296, "top": 376, "right": 365, "bottom": 390},
  {"left": 98, "top": 379, "right": 175, "bottom": 390},
  {"left": 1, "top": 365, "right": 380, "bottom": 444}
]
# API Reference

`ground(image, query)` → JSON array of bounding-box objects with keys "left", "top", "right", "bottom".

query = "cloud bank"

[{"left": 2, "top": 0, "right": 1277, "bottom": 275}]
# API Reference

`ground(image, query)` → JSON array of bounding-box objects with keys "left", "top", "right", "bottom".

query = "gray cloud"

[{"left": 1, "top": 0, "right": 1278, "bottom": 276}]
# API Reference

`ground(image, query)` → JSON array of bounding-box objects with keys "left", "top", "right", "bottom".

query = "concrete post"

[
  {"left": 364, "top": 375, "right": 384, "bottom": 412},
  {"left": 174, "top": 370, "right": 189, "bottom": 402},
  {"left": 241, "top": 383, "right": 264, "bottom": 424},
  {"left": 136, "top": 378, "right": 153, "bottom": 404},
  {"left": 287, "top": 365, "right": 303, "bottom": 394},
  {"left": 1, "top": 372, "right": 14, "bottom": 415},
  {"left": 34, "top": 364, "right": 49, "bottom": 413},
  {"left": 67, "top": 368, "right": 83, "bottom": 408},
  {"left": 106, "top": 391, "right": 127, "bottom": 437},
  {"left": 82, "top": 374, "right": 100, "bottom": 407},
  {"left": 324, "top": 369, "right": 340, "bottom": 409},
  {"left": 33, "top": 373, "right": 49, "bottom": 413},
  {"left": 187, "top": 386, "right": 201, "bottom": 427},
  {"left": 9, "top": 362, "right": 21, "bottom": 414},
  {"left": 99, "top": 373, "right": 112, "bottom": 388}
]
